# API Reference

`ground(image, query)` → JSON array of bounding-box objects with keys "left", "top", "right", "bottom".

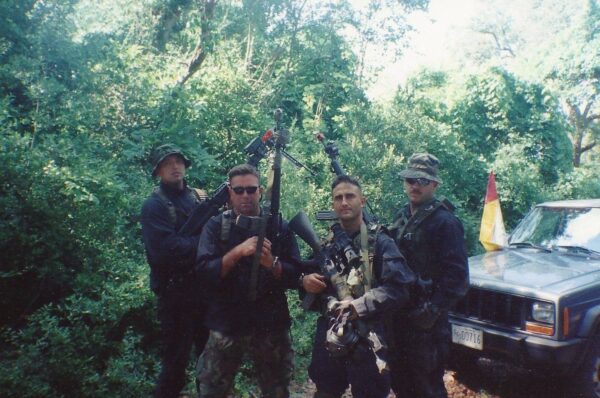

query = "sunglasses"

[
  {"left": 405, "top": 178, "right": 432, "bottom": 186},
  {"left": 230, "top": 185, "right": 259, "bottom": 195}
]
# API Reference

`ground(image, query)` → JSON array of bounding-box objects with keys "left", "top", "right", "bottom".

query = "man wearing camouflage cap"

[
  {"left": 387, "top": 153, "right": 469, "bottom": 398},
  {"left": 141, "top": 144, "right": 209, "bottom": 398}
]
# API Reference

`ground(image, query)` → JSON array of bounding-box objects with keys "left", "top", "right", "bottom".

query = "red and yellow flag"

[{"left": 479, "top": 172, "right": 507, "bottom": 251}]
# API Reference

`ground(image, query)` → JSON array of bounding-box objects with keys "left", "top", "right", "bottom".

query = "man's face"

[
  {"left": 332, "top": 182, "right": 365, "bottom": 224},
  {"left": 156, "top": 154, "right": 186, "bottom": 186},
  {"left": 228, "top": 174, "right": 262, "bottom": 216},
  {"left": 403, "top": 177, "right": 438, "bottom": 207}
]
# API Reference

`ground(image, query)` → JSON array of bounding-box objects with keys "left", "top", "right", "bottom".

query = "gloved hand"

[
  {"left": 408, "top": 301, "right": 440, "bottom": 330},
  {"left": 327, "top": 298, "right": 358, "bottom": 320}
]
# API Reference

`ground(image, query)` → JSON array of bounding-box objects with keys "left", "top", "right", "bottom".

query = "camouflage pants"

[{"left": 196, "top": 328, "right": 294, "bottom": 398}]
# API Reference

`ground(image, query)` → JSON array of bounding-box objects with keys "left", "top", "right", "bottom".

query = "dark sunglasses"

[
  {"left": 230, "top": 185, "right": 259, "bottom": 195},
  {"left": 405, "top": 178, "right": 432, "bottom": 186}
]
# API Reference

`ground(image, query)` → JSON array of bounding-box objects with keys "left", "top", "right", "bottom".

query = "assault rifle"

[
  {"left": 288, "top": 210, "right": 355, "bottom": 309},
  {"left": 289, "top": 210, "right": 389, "bottom": 373},
  {"left": 248, "top": 109, "right": 287, "bottom": 301},
  {"left": 177, "top": 133, "right": 270, "bottom": 236}
]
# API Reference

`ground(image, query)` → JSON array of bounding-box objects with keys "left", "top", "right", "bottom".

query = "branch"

[
  {"left": 478, "top": 29, "right": 516, "bottom": 58},
  {"left": 582, "top": 101, "right": 593, "bottom": 119},
  {"left": 581, "top": 141, "right": 597, "bottom": 153},
  {"left": 177, "top": 0, "right": 217, "bottom": 87}
]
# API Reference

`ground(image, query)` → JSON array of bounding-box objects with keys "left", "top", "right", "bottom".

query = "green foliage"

[
  {"left": 491, "top": 139, "right": 549, "bottom": 227},
  {"left": 451, "top": 68, "right": 573, "bottom": 184},
  {"left": 551, "top": 162, "right": 600, "bottom": 200},
  {"left": 0, "top": 251, "right": 157, "bottom": 398},
  {"left": 1, "top": 0, "right": 595, "bottom": 396}
]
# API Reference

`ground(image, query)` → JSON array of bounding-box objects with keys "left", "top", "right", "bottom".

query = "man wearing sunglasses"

[
  {"left": 387, "top": 153, "right": 469, "bottom": 398},
  {"left": 195, "top": 164, "right": 302, "bottom": 398},
  {"left": 141, "top": 144, "right": 209, "bottom": 398}
]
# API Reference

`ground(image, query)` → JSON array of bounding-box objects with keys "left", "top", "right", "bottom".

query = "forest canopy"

[{"left": 1, "top": 0, "right": 598, "bottom": 396}]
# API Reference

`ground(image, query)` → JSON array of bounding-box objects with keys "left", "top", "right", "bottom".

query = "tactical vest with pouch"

[
  {"left": 388, "top": 197, "right": 454, "bottom": 281},
  {"left": 152, "top": 186, "right": 207, "bottom": 227},
  {"left": 326, "top": 222, "right": 382, "bottom": 301}
]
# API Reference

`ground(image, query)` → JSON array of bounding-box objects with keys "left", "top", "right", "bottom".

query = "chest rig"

[
  {"left": 152, "top": 186, "right": 208, "bottom": 226},
  {"left": 388, "top": 197, "right": 453, "bottom": 280},
  {"left": 327, "top": 222, "right": 381, "bottom": 299}
]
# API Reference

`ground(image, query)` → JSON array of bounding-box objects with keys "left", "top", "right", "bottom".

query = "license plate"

[{"left": 452, "top": 324, "right": 483, "bottom": 350}]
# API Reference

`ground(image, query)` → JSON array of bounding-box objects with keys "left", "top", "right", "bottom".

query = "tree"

[
  {"left": 453, "top": 0, "right": 600, "bottom": 167},
  {"left": 450, "top": 68, "right": 573, "bottom": 185},
  {"left": 543, "top": 0, "right": 600, "bottom": 166}
]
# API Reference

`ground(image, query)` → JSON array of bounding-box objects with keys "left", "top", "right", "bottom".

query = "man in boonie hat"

[
  {"left": 398, "top": 153, "right": 442, "bottom": 210},
  {"left": 141, "top": 143, "right": 209, "bottom": 398},
  {"left": 387, "top": 152, "right": 469, "bottom": 398},
  {"left": 151, "top": 143, "right": 192, "bottom": 180}
]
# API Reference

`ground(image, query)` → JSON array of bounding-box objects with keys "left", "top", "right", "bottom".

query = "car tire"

[{"left": 572, "top": 333, "right": 600, "bottom": 398}]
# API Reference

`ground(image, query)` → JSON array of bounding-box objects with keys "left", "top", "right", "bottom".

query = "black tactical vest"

[
  {"left": 389, "top": 197, "right": 453, "bottom": 281},
  {"left": 324, "top": 223, "right": 382, "bottom": 299}
]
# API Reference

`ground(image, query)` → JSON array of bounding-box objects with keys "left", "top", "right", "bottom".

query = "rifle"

[
  {"left": 177, "top": 132, "right": 271, "bottom": 236},
  {"left": 288, "top": 211, "right": 354, "bottom": 310},
  {"left": 315, "top": 132, "right": 378, "bottom": 224},
  {"left": 248, "top": 109, "right": 287, "bottom": 301},
  {"left": 290, "top": 210, "right": 389, "bottom": 373}
]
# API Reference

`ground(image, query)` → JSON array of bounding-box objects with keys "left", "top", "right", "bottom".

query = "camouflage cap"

[
  {"left": 151, "top": 143, "right": 191, "bottom": 177},
  {"left": 399, "top": 153, "right": 442, "bottom": 183}
]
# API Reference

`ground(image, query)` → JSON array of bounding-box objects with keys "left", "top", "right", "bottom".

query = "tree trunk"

[
  {"left": 177, "top": 0, "right": 217, "bottom": 86},
  {"left": 245, "top": 24, "right": 254, "bottom": 70},
  {"left": 567, "top": 100, "right": 597, "bottom": 167}
]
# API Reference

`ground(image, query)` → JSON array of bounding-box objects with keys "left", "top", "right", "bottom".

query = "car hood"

[{"left": 468, "top": 248, "right": 600, "bottom": 296}]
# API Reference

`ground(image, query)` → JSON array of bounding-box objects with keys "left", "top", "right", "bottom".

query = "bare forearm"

[{"left": 221, "top": 245, "right": 242, "bottom": 278}]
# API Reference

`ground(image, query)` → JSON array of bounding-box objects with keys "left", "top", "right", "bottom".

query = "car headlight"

[{"left": 532, "top": 301, "right": 555, "bottom": 324}]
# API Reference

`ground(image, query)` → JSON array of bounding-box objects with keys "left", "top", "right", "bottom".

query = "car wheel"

[{"left": 572, "top": 333, "right": 600, "bottom": 398}]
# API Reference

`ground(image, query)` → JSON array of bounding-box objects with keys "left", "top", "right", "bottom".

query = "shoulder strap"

[
  {"left": 403, "top": 200, "right": 443, "bottom": 237},
  {"left": 359, "top": 222, "right": 371, "bottom": 292},
  {"left": 397, "top": 198, "right": 454, "bottom": 240},
  {"left": 153, "top": 187, "right": 177, "bottom": 226},
  {"left": 439, "top": 196, "right": 455, "bottom": 213},
  {"left": 358, "top": 222, "right": 384, "bottom": 291},
  {"left": 220, "top": 210, "right": 234, "bottom": 242}
]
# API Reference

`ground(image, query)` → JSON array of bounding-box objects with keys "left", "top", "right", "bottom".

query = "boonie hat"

[
  {"left": 399, "top": 153, "right": 442, "bottom": 183},
  {"left": 151, "top": 144, "right": 191, "bottom": 177}
]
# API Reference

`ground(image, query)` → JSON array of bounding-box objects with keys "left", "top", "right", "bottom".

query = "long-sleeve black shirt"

[
  {"left": 346, "top": 230, "right": 416, "bottom": 319},
  {"left": 392, "top": 200, "right": 469, "bottom": 310},
  {"left": 141, "top": 181, "right": 201, "bottom": 294},
  {"left": 195, "top": 211, "right": 302, "bottom": 336}
]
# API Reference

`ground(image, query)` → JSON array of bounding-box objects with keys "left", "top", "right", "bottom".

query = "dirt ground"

[
  {"left": 290, "top": 358, "right": 572, "bottom": 398},
  {"left": 183, "top": 357, "right": 572, "bottom": 397},
  {"left": 442, "top": 358, "right": 572, "bottom": 398}
]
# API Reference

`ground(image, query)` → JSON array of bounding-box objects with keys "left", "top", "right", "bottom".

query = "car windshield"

[{"left": 509, "top": 206, "right": 600, "bottom": 252}]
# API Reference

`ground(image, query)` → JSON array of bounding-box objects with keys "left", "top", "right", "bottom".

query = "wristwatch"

[
  {"left": 298, "top": 273, "right": 305, "bottom": 288},
  {"left": 271, "top": 256, "right": 283, "bottom": 278}
]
